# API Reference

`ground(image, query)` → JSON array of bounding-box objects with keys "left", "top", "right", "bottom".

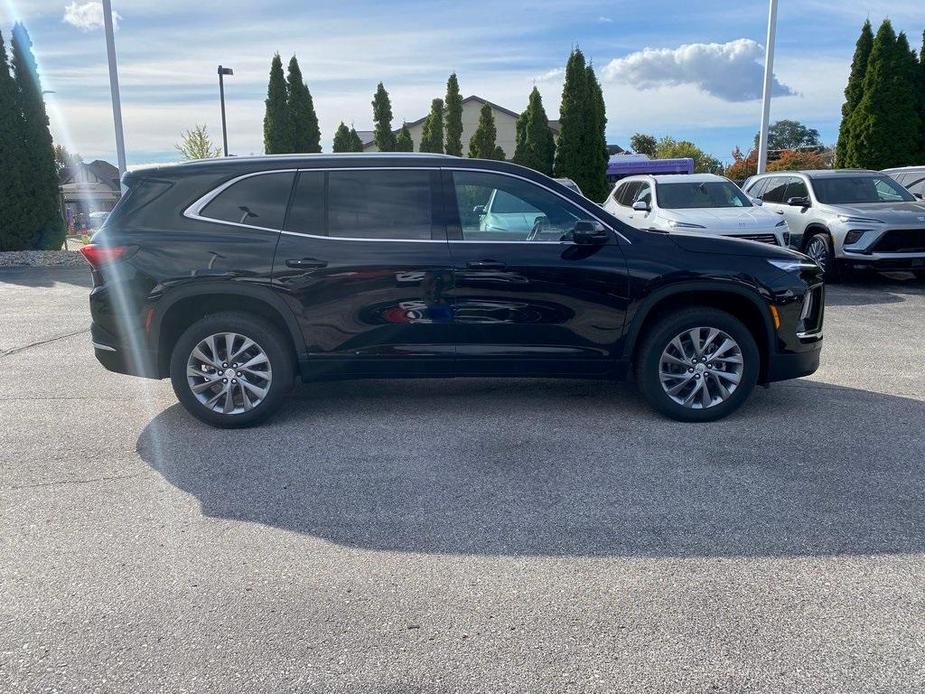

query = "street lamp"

[
  {"left": 757, "top": 0, "right": 779, "bottom": 174},
  {"left": 217, "top": 66, "right": 234, "bottom": 157}
]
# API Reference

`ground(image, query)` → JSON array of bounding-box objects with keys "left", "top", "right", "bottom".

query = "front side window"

[
  {"left": 656, "top": 181, "right": 751, "bottom": 209},
  {"left": 745, "top": 177, "right": 768, "bottom": 198},
  {"left": 812, "top": 175, "right": 915, "bottom": 204},
  {"left": 452, "top": 170, "right": 594, "bottom": 242},
  {"left": 618, "top": 181, "right": 642, "bottom": 206},
  {"left": 200, "top": 172, "right": 295, "bottom": 229},
  {"left": 327, "top": 170, "right": 434, "bottom": 240},
  {"left": 634, "top": 183, "right": 652, "bottom": 206},
  {"left": 785, "top": 178, "right": 809, "bottom": 200}
]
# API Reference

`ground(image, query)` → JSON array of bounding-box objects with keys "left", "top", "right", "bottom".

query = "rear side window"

[
  {"left": 285, "top": 171, "right": 324, "bottom": 235},
  {"left": 762, "top": 177, "right": 789, "bottom": 203},
  {"left": 327, "top": 170, "right": 434, "bottom": 240},
  {"left": 200, "top": 172, "right": 295, "bottom": 229}
]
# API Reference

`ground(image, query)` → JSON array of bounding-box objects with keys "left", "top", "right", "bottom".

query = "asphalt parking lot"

[{"left": 1, "top": 267, "right": 924, "bottom": 692}]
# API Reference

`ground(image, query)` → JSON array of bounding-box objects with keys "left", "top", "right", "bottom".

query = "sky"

[{"left": 1, "top": 0, "right": 923, "bottom": 167}]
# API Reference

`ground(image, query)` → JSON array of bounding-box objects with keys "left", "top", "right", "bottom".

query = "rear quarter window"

[{"left": 199, "top": 172, "right": 295, "bottom": 229}]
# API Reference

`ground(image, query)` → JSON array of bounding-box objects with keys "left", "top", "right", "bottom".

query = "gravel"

[
  {"left": 1, "top": 267, "right": 923, "bottom": 693},
  {"left": 0, "top": 249, "right": 87, "bottom": 268}
]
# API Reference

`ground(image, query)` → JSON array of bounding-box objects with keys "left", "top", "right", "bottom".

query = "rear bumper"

[
  {"left": 765, "top": 340, "right": 822, "bottom": 382},
  {"left": 91, "top": 322, "right": 160, "bottom": 378}
]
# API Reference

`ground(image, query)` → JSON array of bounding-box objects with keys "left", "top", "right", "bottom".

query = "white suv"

[
  {"left": 743, "top": 169, "right": 925, "bottom": 281},
  {"left": 604, "top": 174, "right": 789, "bottom": 247}
]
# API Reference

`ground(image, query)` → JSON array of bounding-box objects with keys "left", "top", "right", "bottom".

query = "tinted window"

[
  {"left": 327, "top": 170, "right": 434, "bottom": 240},
  {"left": 618, "top": 181, "right": 642, "bottom": 206},
  {"left": 762, "top": 177, "right": 789, "bottom": 203},
  {"left": 656, "top": 181, "right": 751, "bottom": 209},
  {"left": 452, "top": 170, "right": 594, "bottom": 242},
  {"left": 285, "top": 171, "right": 324, "bottom": 234},
  {"left": 812, "top": 175, "right": 915, "bottom": 204},
  {"left": 201, "top": 172, "right": 294, "bottom": 229},
  {"left": 785, "top": 178, "right": 809, "bottom": 200},
  {"left": 746, "top": 177, "right": 768, "bottom": 198}
]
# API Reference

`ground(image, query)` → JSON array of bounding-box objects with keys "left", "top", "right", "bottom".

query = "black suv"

[{"left": 82, "top": 154, "right": 824, "bottom": 427}]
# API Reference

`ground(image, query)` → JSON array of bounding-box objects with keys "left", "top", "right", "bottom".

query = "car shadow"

[
  {"left": 0, "top": 267, "right": 91, "bottom": 289},
  {"left": 136, "top": 378, "right": 924, "bottom": 558}
]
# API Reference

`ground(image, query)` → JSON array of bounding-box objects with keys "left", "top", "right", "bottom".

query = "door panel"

[
  {"left": 272, "top": 169, "right": 454, "bottom": 378},
  {"left": 443, "top": 169, "right": 630, "bottom": 376}
]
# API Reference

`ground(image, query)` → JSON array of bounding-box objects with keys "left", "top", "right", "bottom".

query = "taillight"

[{"left": 78, "top": 244, "right": 133, "bottom": 268}]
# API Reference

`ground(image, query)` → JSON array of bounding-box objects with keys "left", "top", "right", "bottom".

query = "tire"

[
  {"left": 635, "top": 307, "right": 759, "bottom": 423},
  {"left": 804, "top": 231, "right": 841, "bottom": 282},
  {"left": 169, "top": 312, "right": 294, "bottom": 428}
]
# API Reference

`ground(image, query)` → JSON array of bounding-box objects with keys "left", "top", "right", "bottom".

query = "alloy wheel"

[
  {"left": 186, "top": 332, "right": 272, "bottom": 414},
  {"left": 806, "top": 236, "right": 829, "bottom": 271},
  {"left": 658, "top": 327, "right": 744, "bottom": 409}
]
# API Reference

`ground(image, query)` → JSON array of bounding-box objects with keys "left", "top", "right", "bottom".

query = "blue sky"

[{"left": 1, "top": 0, "right": 923, "bottom": 166}]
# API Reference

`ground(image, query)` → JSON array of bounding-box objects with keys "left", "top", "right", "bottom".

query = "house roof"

[
  {"left": 60, "top": 159, "right": 120, "bottom": 189},
  {"left": 358, "top": 95, "right": 561, "bottom": 146}
]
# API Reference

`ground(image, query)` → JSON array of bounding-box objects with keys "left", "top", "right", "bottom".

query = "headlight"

[
  {"left": 836, "top": 214, "right": 883, "bottom": 225},
  {"left": 775, "top": 219, "right": 787, "bottom": 227},
  {"left": 666, "top": 219, "right": 706, "bottom": 229},
  {"left": 767, "top": 258, "right": 820, "bottom": 272}
]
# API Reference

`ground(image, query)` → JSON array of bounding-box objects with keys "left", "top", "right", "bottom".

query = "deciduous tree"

[
  {"left": 175, "top": 124, "right": 221, "bottom": 159},
  {"left": 630, "top": 133, "right": 657, "bottom": 157}
]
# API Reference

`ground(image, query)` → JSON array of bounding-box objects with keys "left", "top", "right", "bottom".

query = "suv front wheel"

[
  {"left": 169, "top": 312, "right": 294, "bottom": 428},
  {"left": 635, "top": 308, "right": 759, "bottom": 422},
  {"left": 804, "top": 231, "right": 840, "bottom": 282}
]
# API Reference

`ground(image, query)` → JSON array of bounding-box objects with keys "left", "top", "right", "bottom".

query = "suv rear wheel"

[
  {"left": 169, "top": 312, "right": 294, "bottom": 428},
  {"left": 635, "top": 308, "right": 759, "bottom": 422}
]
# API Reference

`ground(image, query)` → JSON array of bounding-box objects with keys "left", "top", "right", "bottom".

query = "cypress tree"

[
  {"left": 395, "top": 122, "right": 414, "bottom": 151},
  {"left": 11, "top": 24, "right": 62, "bottom": 250},
  {"left": 835, "top": 20, "right": 874, "bottom": 167},
  {"left": 584, "top": 63, "right": 609, "bottom": 201},
  {"left": 419, "top": 98, "right": 444, "bottom": 153},
  {"left": 918, "top": 31, "right": 925, "bottom": 160},
  {"left": 372, "top": 82, "right": 396, "bottom": 152},
  {"left": 348, "top": 127, "right": 364, "bottom": 152},
  {"left": 444, "top": 73, "right": 463, "bottom": 156},
  {"left": 554, "top": 49, "right": 590, "bottom": 186},
  {"left": 264, "top": 54, "right": 291, "bottom": 154},
  {"left": 468, "top": 102, "right": 503, "bottom": 159},
  {"left": 332, "top": 122, "right": 351, "bottom": 152},
  {"left": 286, "top": 56, "right": 321, "bottom": 153},
  {"left": 514, "top": 87, "right": 556, "bottom": 175},
  {"left": 0, "top": 29, "right": 33, "bottom": 251},
  {"left": 848, "top": 21, "right": 919, "bottom": 169}
]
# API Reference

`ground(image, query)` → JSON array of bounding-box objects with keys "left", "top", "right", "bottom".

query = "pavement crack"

[
  {"left": 0, "top": 328, "right": 90, "bottom": 359},
  {"left": 4, "top": 471, "right": 148, "bottom": 491}
]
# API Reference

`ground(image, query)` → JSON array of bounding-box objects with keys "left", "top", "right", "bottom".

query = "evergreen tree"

[
  {"left": 513, "top": 87, "right": 555, "bottom": 175},
  {"left": 419, "top": 98, "right": 444, "bottom": 153},
  {"left": 395, "top": 122, "right": 414, "bottom": 151},
  {"left": 372, "top": 82, "right": 396, "bottom": 152},
  {"left": 11, "top": 24, "right": 62, "bottom": 249},
  {"left": 468, "top": 102, "right": 504, "bottom": 159},
  {"left": 584, "top": 64, "right": 610, "bottom": 202},
  {"left": 848, "top": 21, "right": 920, "bottom": 169},
  {"left": 444, "top": 73, "right": 463, "bottom": 156},
  {"left": 264, "top": 54, "right": 291, "bottom": 154},
  {"left": 835, "top": 20, "right": 874, "bottom": 167},
  {"left": 917, "top": 31, "right": 925, "bottom": 160},
  {"left": 332, "top": 122, "right": 351, "bottom": 152},
  {"left": 0, "top": 28, "right": 33, "bottom": 251},
  {"left": 348, "top": 127, "right": 364, "bottom": 152},
  {"left": 286, "top": 56, "right": 321, "bottom": 153}
]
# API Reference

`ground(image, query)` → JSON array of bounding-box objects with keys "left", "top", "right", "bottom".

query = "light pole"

[
  {"left": 757, "top": 0, "right": 779, "bottom": 174},
  {"left": 101, "top": 0, "right": 126, "bottom": 176},
  {"left": 217, "top": 66, "right": 233, "bottom": 157}
]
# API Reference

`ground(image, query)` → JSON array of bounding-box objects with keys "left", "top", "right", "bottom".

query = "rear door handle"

[
  {"left": 466, "top": 260, "right": 506, "bottom": 270},
  {"left": 285, "top": 257, "right": 327, "bottom": 269}
]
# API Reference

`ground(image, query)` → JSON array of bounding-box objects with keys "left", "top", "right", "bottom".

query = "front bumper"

[
  {"left": 839, "top": 253, "right": 925, "bottom": 272},
  {"left": 766, "top": 340, "right": 822, "bottom": 382}
]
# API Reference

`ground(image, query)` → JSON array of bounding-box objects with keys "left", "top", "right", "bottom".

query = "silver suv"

[{"left": 742, "top": 170, "right": 925, "bottom": 281}]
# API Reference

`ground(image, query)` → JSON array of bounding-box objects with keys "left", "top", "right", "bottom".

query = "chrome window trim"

[{"left": 182, "top": 165, "right": 631, "bottom": 244}]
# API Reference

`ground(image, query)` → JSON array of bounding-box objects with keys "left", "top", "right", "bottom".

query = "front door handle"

[
  {"left": 466, "top": 260, "right": 506, "bottom": 270},
  {"left": 286, "top": 257, "right": 327, "bottom": 269}
]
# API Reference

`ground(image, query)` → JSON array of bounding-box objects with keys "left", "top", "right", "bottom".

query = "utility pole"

[
  {"left": 101, "top": 0, "right": 126, "bottom": 177},
  {"left": 218, "top": 66, "right": 234, "bottom": 157},
  {"left": 757, "top": 0, "right": 779, "bottom": 174}
]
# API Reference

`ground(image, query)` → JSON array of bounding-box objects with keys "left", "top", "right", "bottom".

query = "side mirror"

[
  {"left": 787, "top": 196, "right": 810, "bottom": 208},
  {"left": 572, "top": 220, "right": 609, "bottom": 245},
  {"left": 749, "top": 196, "right": 763, "bottom": 206},
  {"left": 914, "top": 192, "right": 923, "bottom": 200},
  {"left": 632, "top": 200, "right": 650, "bottom": 212},
  {"left": 473, "top": 205, "right": 486, "bottom": 215}
]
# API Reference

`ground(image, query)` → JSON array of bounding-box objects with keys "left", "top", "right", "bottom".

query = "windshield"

[
  {"left": 812, "top": 175, "right": 916, "bottom": 204},
  {"left": 489, "top": 190, "right": 542, "bottom": 214},
  {"left": 656, "top": 181, "right": 752, "bottom": 209}
]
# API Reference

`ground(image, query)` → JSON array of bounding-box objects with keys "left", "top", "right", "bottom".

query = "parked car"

[
  {"left": 882, "top": 166, "right": 925, "bottom": 199},
  {"left": 742, "top": 169, "right": 925, "bottom": 281},
  {"left": 81, "top": 153, "right": 823, "bottom": 427},
  {"left": 603, "top": 174, "right": 789, "bottom": 247}
]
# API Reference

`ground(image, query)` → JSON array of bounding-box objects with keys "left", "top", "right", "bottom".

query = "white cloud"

[
  {"left": 598, "top": 16, "right": 613, "bottom": 23},
  {"left": 63, "top": 2, "right": 120, "bottom": 31},
  {"left": 602, "top": 39, "right": 796, "bottom": 102}
]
